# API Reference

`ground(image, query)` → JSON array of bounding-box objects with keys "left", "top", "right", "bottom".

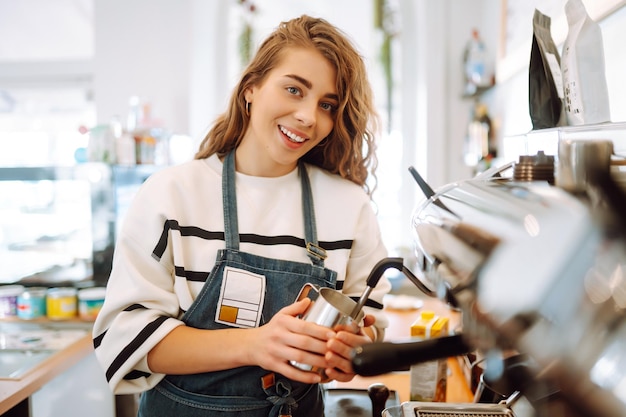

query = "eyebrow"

[{"left": 285, "top": 74, "right": 339, "bottom": 102}]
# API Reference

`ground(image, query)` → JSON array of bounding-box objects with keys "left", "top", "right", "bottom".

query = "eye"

[
  {"left": 286, "top": 86, "right": 301, "bottom": 96},
  {"left": 320, "top": 102, "right": 337, "bottom": 112}
]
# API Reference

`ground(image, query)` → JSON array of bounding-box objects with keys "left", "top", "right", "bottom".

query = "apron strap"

[
  {"left": 222, "top": 150, "right": 326, "bottom": 266},
  {"left": 298, "top": 161, "right": 327, "bottom": 267},
  {"left": 222, "top": 150, "right": 240, "bottom": 250}
]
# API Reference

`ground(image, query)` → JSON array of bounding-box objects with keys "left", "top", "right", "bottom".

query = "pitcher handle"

[{"left": 295, "top": 282, "right": 320, "bottom": 302}]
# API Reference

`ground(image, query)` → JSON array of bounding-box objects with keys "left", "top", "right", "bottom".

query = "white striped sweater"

[{"left": 92, "top": 154, "right": 391, "bottom": 394}]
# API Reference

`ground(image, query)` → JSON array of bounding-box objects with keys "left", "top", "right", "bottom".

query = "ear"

[{"left": 244, "top": 88, "right": 254, "bottom": 104}]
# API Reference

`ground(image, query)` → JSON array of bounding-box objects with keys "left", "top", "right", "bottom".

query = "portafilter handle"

[{"left": 351, "top": 334, "right": 472, "bottom": 377}]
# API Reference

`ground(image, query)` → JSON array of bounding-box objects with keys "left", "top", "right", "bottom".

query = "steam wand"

[
  {"left": 349, "top": 257, "right": 439, "bottom": 321},
  {"left": 349, "top": 257, "right": 403, "bottom": 319}
]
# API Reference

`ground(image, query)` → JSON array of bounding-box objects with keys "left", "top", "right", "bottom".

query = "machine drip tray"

[{"left": 383, "top": 402, "right": 515, "bottom": 417}]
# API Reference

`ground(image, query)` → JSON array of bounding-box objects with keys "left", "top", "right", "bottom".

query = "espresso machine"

[{"left": 352, "top": 131, "right": 626, "bottom": 417}]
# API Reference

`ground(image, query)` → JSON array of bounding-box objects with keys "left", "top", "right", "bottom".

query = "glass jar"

[
  {"left": 46, "top": 287, "right": 78, "bottom": 320},
  {"left": 17, "top": 287, "right": 47, "bottom": 320}
]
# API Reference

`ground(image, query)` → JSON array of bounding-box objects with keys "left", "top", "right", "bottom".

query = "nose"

[{"left": 294, "top": 99, "right": 317, "bottom": 127}]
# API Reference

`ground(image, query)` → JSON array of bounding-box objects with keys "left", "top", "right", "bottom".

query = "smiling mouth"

[{"left": 279, "top": 125, "right": 307, "bottom": 143}]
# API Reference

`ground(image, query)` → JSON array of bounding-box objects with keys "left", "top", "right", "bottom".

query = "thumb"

[
  {"left": 280, "top": 297, "right": 313, "bottom": 317},
  {"left": 363, "top": 314, "right": 376, "bottom": 328}
]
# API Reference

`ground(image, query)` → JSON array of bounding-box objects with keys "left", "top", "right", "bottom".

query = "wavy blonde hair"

[{"left": 195, "top": 15, "right": 379, "bottom": 193}]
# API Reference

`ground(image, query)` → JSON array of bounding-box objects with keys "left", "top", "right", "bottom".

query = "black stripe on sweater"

[
  {"left": 93, "top": 331, "right": 105, "bottom": 349},
  {"left": 93, "top": 304, "right": 145, "bottom": 349},
  {"left": 153, "top": 219, "right": 353, "bottom": 259},
  {"left": 175, "top": 266, "right": 210, "bottom": 282},
  {"left": 123, "top": 370, "right": 151, "bottom": 380},
  {"left": 105, "top": 313, "right": 170, "bottom": 383}
]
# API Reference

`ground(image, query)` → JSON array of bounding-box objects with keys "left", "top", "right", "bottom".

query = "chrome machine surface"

[
  {"left": 353, "top": 136, "right": 626, "bottom": 417},
  {"left": 412, "top": 161, "right": 626, "bottom": 417}
]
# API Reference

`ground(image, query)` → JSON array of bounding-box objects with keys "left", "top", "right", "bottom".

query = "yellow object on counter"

[
  {"left": 410, "top": 310, "right": 449, "bottom": 402},
  {"left": 46, "top": 287, "right": 78, "bottom": 320},
  {"left": 411, "top": 310, "right": 448, "bottom": 338}
]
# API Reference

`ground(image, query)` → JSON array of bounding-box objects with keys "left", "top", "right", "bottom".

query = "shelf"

[{"left": 462, "top": 83, "right": 495, "bottom": 100}]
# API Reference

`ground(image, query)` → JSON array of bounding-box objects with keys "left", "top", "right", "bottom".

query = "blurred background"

[{"left": 1, "top": 0, "right": 626, "bottom": 281}]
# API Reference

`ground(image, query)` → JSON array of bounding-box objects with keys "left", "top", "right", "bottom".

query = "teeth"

[{"left": 280, "top": 126, "right": 306, "bottom": 143}]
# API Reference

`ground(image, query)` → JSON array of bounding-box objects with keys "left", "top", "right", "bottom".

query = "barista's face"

[{"left": 237, "top": 47, "right": 339, "bottom": 177}]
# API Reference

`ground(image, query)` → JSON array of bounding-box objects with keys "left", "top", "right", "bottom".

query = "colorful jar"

[
  {"left": 17, "top": 287, "right": 47, "bottom": 320},
  {"left": 78, "top": 287, "right": 106, "bottom": 321},
  {"left": 46, "top": 287, "right": 78, "bottom": 320},
  {"left": 0, "top": 285, "right": 25, "bottom": 318}
]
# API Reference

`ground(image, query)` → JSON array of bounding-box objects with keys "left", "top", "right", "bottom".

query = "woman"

[{"left": 93, "top": 15, "right": 391, "bottom": 417}]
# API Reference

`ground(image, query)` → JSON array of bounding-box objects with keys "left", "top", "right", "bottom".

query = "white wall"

[
  {"left": 188, "top": 0, "right": 232, "bottom": 142},
  {"left": 90, "top": 0, "right": 502, "bottom": 189},
  {"left": 442, "top": 0, "right": 501, "bottom": 185},
  {"left": 93, "top": 0, "right": 193, "bottom": 135},
  {"left": 93, "top": 0, "right": 380, "bottom": 143},
  {"left": 4, "top": 0, "right": 626, "bottom": 254},
  {"left": 87, "top": 0, "right": 498, "bottom": 250},
  {"left": 4, "top": 0, "right": 625, "bottom": 182}
]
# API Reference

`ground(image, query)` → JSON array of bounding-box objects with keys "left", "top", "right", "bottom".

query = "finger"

[
  {"left": 333, "top": 330, "right": 371, "bottom": 350},
  {"left": 279, "top": 298, "right": 312, "bottom": 317},
  {"left": 363, "top": 314, "right": 376, "bottom": 328},
  {"left": 326, "top": 336, "right": 354, "bottom": 362},
  {"left": 324, "top": 366, "right": 354, "bottom": 383},
  {"left": 323, "top": 351, "right": 356, "bottom": 383},
  {"left": 272, "top": 362, "right": 325, "bottom": 384},
  {"left": 285, "top": 332, "right": 330, "bottom": 357},
  {"left": 290, "top": 318, "right": 337, "bottom": 342},
  {"left": 255, "top": 339, "right": 329, "bottom": 375},
  {"left": 332, "top": 322, "right": 359, "bottom": 335},
  {"left": 286, "top": 347, "right": 329, "bottom": 369},
  {"left": 324, "top": 349, "right": 352, "bottom": 373}
]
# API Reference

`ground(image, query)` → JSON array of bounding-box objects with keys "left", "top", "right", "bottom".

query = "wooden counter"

[
  {"left": 332, "top": 296, "right": 474, "bottom": 403},
  {"left": 0, "top": 298, "right": 473, "bottom": 414},
  {"left": 0, "top": 320, "right": 96, "bottom": 415}
]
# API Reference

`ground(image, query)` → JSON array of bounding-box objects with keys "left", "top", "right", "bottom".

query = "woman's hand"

[
  {"left": 323, "top": 315, "right": 376, "bottom": 382},
  {"left": 249, "top": 298, "right": 336, "bottom": 384}
]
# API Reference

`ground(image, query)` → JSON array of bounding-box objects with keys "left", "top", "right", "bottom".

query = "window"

[{"left": 0, "top": 0, "right": 95, "bottom": 167}]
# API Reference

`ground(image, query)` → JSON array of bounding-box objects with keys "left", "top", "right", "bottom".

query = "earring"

[{"left": 246, "top": 101, "right": 251, "bottom": 116}]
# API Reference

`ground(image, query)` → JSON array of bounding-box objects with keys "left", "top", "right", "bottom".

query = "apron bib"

[{"left": 139, "top": 151, "right": 337, "bottom": 417}]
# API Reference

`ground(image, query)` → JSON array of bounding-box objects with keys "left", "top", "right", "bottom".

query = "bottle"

[
  {"left": 126, "top": 95, "right": 142, "bottom": 133},
  {"left": 409, "top": 310, "right": 449, "bottom": 402},
  {"left": 108, "top": 113, "right": 135, "bottom": 166},
  {"left": 465, "top": 103, "right": 496, "bottom": 173},
  {"left": 561, "top": 0, "right": 611, "bottom": 125},
  {"left": 465, "top": 102, "right": 490, "bottom": 167},
  {"left": 463, "top": 29, "right": 488, "bottom": 95},
  {"left": 116, "top": 130, "right": 137, "bottom": 166},
  {"left": 87, "top": 124, "right": 116, "bottom": 164}
]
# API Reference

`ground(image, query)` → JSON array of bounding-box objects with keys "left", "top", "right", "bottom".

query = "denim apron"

[{"left": 138, "top": 151, "right": 337, "bottom": 417}]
